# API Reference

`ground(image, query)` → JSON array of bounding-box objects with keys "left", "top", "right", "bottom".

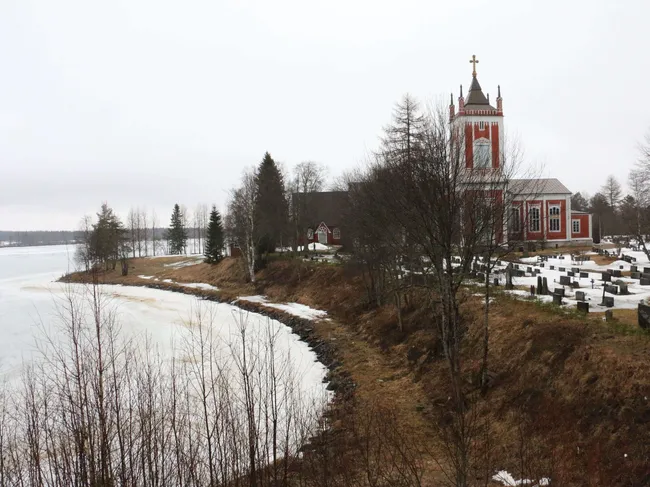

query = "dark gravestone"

[
  {"left": 515, "top": 264, "right": 520, "bottom": 270},
  {"left": 572, "top": 280, "right": 580, "bottom": 288},
  {"left": 554, "top": 288, "right": 566, "bottom": 297},
  {"left": 575, "top": 291, "right": 586, "bottom": 301},
  {"left": 641, "top": 278, "right": 650, "bottom": 286},
  {"left": 542, "top": 277, "right": 549, "bottom": 294},
  {"left": 605, "top": 285, "right": 618, "bottom": 295},
  {"left": 527, "top": 267, "right": 533, "bottom": 273},
  {"left": 493, "top": 278, "right": 499, "bottom": 286},
  {"left": 631, "top": 265, "right": 638, "bottom": 273},
  {"left": 559, "top": 276, "right": 571, "bottom": 286},
  {"left": 643, "top": 273, "right": 650, "bottom": 280},
  {"left": 620, "top": 265, "right": 624, "bottom": 270},
  {"left": 549, "top": 265, "right": 555, "bottom": 270},
  {"left": 601, "top": 273, "right": 611, "bottom": 282},
  {"left": 567, "top": 271, "right": 575, "bottom": 277},
  {"left": 601, "top": 296, "right": 615, "bottom": 308},
  {"left": 530, "top": 285, "right": 535, "bottom": 296},
  {"left": 644, "top": 267, "right": 650, "bottom": 274},
  {"left": 605, "top": 309, "right": 614, "bottom": 321},
  {"left": 638, "top": 303, "right": 650, "bottom": 329},
  {"left": 537, "top": 276, "right": 543, "bottom": 295},
  {"left": 559, "top": 267, "right": 566, "bottom": 272},
  {"left": 577, "top": 301, "right": 589, "bottom": 313},
  {"left": 614, "top": 280, "right": 629, "bottom": 295},
  {"left": 552, "top": 294, "right": 563, "bottom": 306},
  {"left": 535, "top": 268, "right": 541, "bottom": 274},
  {"left": 559, "top": 256, "right": 565, "bottom": 260},
  {"left": 580, "top": 272, "right": 589, "bottom": 278},
  {"left": 611, "top": 270, "right": 622, "bottom": 278},
  {"left": 572, "top": 267, "right": 580, "bottom": 274},
  {"left": 539, "top": 262, "right": 545, "bottom": 268},
  {"left": 631, "top": 272, "right": 641, "bottom": 280}
]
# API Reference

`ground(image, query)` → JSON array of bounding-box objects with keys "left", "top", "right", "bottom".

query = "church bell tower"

[{"left": 449, "top": 55, "right": 504, "bottom": 170}]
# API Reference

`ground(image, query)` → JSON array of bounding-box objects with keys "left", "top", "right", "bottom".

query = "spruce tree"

[
  {"left": 167, "top": 203, "right": 188, "bottom": 255},
  {"left": 254, "top": 152, "right": 288, "bottom": 254},
  {"left": 204, "top": 205, "right": 224, "bottom": 264}
]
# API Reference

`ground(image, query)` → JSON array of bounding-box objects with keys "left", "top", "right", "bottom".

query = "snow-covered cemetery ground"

[{"left": 482, "top": 247, "right": 650, "bottom": 312}]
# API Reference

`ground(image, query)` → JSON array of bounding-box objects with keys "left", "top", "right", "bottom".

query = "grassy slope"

[{"left": 62, "top": 256, "right": 650, "bottom": 485}]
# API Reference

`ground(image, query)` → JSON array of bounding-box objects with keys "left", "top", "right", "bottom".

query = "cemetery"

[{"left": 476, "top": 247, "right": 650, "bottom": 322}]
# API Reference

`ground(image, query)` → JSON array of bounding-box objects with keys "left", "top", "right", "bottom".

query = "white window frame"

[
  {"left": 529, "top": 205, "right": 541, "bottom": 233},
  {"left": 572, "top": 219, "right": 580, "bottom": 234},
  {"left": 473, "top": 139, "right": 491, "bottom": 169},
  {"left": 549, "top": 205, "right": 561, "bottom": 232},
  {"left": 510, "top": 206, "right": 521, "bottom": 233},
  {"left": 333, "top": 227, "right": 341, "bottom": 240}
]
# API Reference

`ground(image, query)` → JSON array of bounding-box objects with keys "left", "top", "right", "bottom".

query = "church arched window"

[{"left": 473, "top": 139, "right": 491, "bottom": 168}]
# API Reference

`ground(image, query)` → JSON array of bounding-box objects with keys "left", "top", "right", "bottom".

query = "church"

[{"left": 450, "top": 56, "right": 592, "bottom": 246}]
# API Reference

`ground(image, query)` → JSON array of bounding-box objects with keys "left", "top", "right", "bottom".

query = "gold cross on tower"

[{"left": 469, "top": 54, "right": 479, "bottom": 77}]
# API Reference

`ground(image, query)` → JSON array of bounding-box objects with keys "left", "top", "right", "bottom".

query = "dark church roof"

[
  {"left": 464, "top": 76, "right": 496, "bottom": 110},
  {"left": 291, "top": 191, "right": 350, "bottom": 227}
]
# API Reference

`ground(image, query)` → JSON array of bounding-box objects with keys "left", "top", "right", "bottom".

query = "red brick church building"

[{"left": 449, "top": 56, "right": 592, "bottom": 245}]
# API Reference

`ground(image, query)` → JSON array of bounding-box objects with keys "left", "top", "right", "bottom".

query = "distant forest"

[{"left": 0, "top": 229, "right": 169, "bottom": 248}]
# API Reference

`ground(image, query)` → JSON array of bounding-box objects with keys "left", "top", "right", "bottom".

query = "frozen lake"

[{"left": 0, "top": 244, "right": 328, "bottom": 396}]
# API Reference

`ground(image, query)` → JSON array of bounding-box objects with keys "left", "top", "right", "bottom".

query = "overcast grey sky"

[{"left": 1, "top": 0, "right": 648, "bottom": 231}]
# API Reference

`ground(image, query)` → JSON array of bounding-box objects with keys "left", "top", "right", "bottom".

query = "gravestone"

[
  {"left": 638, "top": 303, "right": 650, "bottom": 330},
  {"left": 572, "top": 280, "right": 580, "bottom": 288},
  {"left": 493, "top": 278, "right": 499, "bottom": 286},
  {"left": 620, "top": 265, "right": 624, "bottom": 270},
  {"left": 631, "top": 265, "right": 638, "bottom": 273},
  {"left": 539, "top": 262, "right": 545, "bottom": 268},
  {"left": 505, "top": 266, "right": 514, "bottom": 290},
  {"left": 567, "top": 271, "right": 575, "bottom": 277},
  {"left": 644, "top": 267, "right": 650, "bottom": 274},
  {"left": 542, "top": 277, "right": 549, "bottom": 295},
  {"left": 535, "top": 268, "right": 541, "bottom": 274},
  {"left": 643, "top": 273, "right": 650, "bottom": 280},
  {"left": 575, "top": 291, "right": 586, "bottom": 301},
  {"left": 577, "top": 301, "right": 589, "bottom": 313},
  {"left": 559, "top": 276, "right": 571, "bottom": 286},
  {"left": 554, "top": 288, "right": 565, "bottom": 297},
  {"left": 552, "top": 294, "right": 563, "bottom": 306},
  {"left": 601, "top": 296, "right": 615, "bottom": 308},
  {"left": 605, "top": 285, "right": 618, "bottom": 295},
  {"left": 631, "top": 272, "right": 641, "bottom": 280},
  {"left": 614, "top": 280, "right": 629, "bottom": 295},
  {"left": 537, "top": 276, "right": 543, "bottom": 295},
  {"left": 572, "top": 267, "right": 580, "bottom": 274},
  {"left": 605, "top": 309, "right": 614, "bottom": 321},
  {"left": 515, "top": 264, "right": 520, "bottom": 270},
  {"left": 641, "top": 278, "right": 650, "bottom": 286},
  {"left": 601, "top": 273, "right": 611, "bottom": 282},
  {"left": 580, "top": 272, "right": 589, "bottom": 278},
  {"left": 559, "top": 267, "right": 566, "bottom": 272},
  {"left": 559, "top": 256, "right": 565, "bottom": 260},
  {"left": 527, "top": 267, "right": 533, "bottom": 274},
  {"left": 612, "top": 270, "right": 622, "bottom": 278},
  {"left": 549, "top": 265, "right": 555, "bottom": 270},
  {"left": 477, "top": 272, "right": 485, "bottom": 282},
  {"left": 530, "top": 285, "right": 535, "bottom": 296}
]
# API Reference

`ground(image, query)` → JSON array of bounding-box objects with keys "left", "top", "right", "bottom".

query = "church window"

[
  {"left": 510, "top": 207, "right": 520, "bottom": 232},
  {"left": 473, "top": 139, "right": 491, "bottom": 168},
  {"left": 549, "top": 205, "right": 561, "bottom": 232},
  {"left": 529, "top": 206, "right": 541, "bottom": 232},
  {"left": 333, "top": 227, "right": 341, "bottom": 240},
  {"left": 572, "top": 219, "right": 580, "bottom": 234},
  {"left": 479, "top": 121, "right": 485, "bottom": 130}
]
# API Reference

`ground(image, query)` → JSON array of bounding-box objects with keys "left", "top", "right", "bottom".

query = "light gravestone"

[{"left": 575, "top": 291, "right": 586, "bottom": 301}]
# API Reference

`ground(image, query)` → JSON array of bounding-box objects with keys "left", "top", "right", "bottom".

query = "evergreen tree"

[
  {"left": 254, "top": 152, "right": 288, "bottom": 254},
  {"left": 204, "top": 205, "right": 224, "bottom": 263},
  {"left": 167, "top": 203, "right": 188, "bottom": 255},
  {"left": 82, "top": 203, "right": 129, "bottom": 271}
]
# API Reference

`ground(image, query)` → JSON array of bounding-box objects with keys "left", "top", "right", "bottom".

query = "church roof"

[
  {"left": 464, "top": 76, "right": 496, "bottom": 109},
  {"left": 509, "top": 178, "right": 572, "bottom": 195}
]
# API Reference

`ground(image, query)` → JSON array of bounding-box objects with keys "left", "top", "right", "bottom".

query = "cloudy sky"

[{"left": 1, "top": 0, "right": 648, "bottom": 230}]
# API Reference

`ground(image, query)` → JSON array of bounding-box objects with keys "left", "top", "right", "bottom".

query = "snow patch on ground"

[
  {"left": 138, "top": 275, "right": 154, "bottom": 280},
  {"left": 237, "top": 296, "right": 328, "bottom": 320},
  {"left": 163, "top": 258, "right": 203, "bottom": 268},
  {"left": 177, "top": 282, "right": 219, "bottom": 291},
  {"left": 492, "top": 470, "right": 550, "bottom": 486}
]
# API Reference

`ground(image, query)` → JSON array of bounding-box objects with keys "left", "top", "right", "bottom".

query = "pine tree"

[
  {"left": 167, "top": 203, "right": 188, "bottom": 255},
  {"left": 254, "top": 152, "right": 288, "bottom": 254},
  {"left": 204, "top": 205, "right": 224, "bottom": 263}
]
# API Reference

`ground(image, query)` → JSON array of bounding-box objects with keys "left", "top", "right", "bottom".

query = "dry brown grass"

[{"left": 62, "top": 256, "right": 650, "bottom": 485}]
